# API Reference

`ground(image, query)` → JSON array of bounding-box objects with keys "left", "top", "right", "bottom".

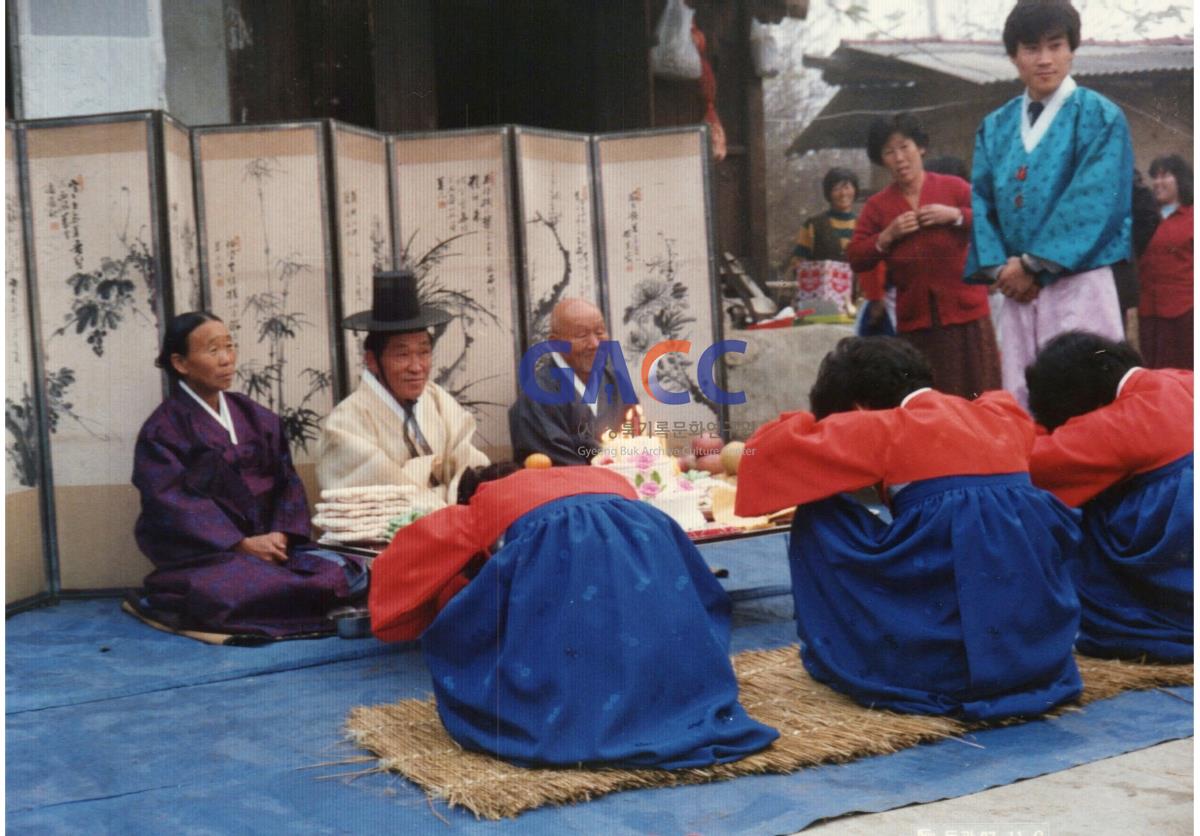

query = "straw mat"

[{"left": 344, "top": 647, "right": 1193, "bottom": 819}]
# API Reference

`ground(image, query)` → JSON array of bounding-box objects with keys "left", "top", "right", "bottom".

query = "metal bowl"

[{"left": 328, "top": 606, "right": 372, "bottom": 639}]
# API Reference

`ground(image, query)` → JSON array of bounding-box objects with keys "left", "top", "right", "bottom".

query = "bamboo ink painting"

[
  {"left": 391, "top": 130, "right": 520, "bottom": 455},
  {"left": 331, "top": 124, "right": 394, "bottom": 385},
  {"left": 197, "top": 126, "right": 339, "bottom": 460}
]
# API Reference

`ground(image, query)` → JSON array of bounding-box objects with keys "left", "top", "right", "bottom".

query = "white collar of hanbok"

[
  {"left": 362, "top": 370, "right": 442, "bottom": 455},
  {"left": 1116, "top": 366, "right": 1143, "bottom": 398},
  {"left": 1021, "top": 75, "right": 1077, "bottom": 153},
  {"left": 362, "top": 369, "right": 418, "bottom": 423},
  {"left": 179, "top": 381, "right": 238, "bottom": 444},
  {"left": 551, "top": 351, "right": 597, "bottom": 416},
  {"left": 899, "top": 387, "right": 933, "bottom": 408}
]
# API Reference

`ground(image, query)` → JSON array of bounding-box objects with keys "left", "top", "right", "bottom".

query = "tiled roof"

[{"left": 812, "top": 37, "right": 1193, "bottom": 86}]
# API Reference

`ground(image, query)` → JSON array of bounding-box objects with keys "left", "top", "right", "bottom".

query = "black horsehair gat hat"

[{"left": 341, "top": 269, "right": 452, "bottom": 333}]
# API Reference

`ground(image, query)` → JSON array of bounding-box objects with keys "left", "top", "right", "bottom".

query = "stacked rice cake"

[{"left": 313, "top": 485, "right": 417, "bottom": 544}]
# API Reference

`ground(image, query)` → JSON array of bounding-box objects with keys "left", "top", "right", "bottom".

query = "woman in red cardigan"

[
  {"left": 847, "top": 113, "right": 1001, "bottom": 398},
  {"left": 1139, "top": 154, "right": 1194, "bottom": 370}
]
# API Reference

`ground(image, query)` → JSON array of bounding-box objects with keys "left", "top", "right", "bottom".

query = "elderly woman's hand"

[
  {"left": 235, "top": 532, "right": 289, "bottom": 564},
  {"left": 916, "top": 203, "right": 962, "bottom": 227},
  {"left": 879, "top": 211, "right": 919, "bottom": 250}
]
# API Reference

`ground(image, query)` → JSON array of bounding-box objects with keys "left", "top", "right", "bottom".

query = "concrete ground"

[{"left": 800, "top": 738, "right": 1193, "bottom": 835}]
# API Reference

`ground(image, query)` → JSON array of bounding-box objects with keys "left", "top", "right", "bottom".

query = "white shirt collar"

[
  {"left": 899, "top": 387, "right": 933, "bottom": 408},
  {"left": 179, "top": 381, "right": 238, "bottom": 444},
  {"left": 362, "top": 369, "right": 419, "bottom": 423},
  {"left": 1116, "top": 366, "right": 1142, "bottom": 398},
  {"left": 1160, "top": 204, "right": 1179, "bottom": 219},
  {"left": 551, "top": 351, "right": 596, "bottom": 416},
  {"left": 1021, "top": 74, "right": 1077, "bottom": 153}
]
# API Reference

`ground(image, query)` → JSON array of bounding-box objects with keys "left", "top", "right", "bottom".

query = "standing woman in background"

[
  {"left": 1138, "top": 154, "right": 1194, "bottom": 369},
  {"left": 847, "top": 113, "right": 1001, "bottom": 398}
]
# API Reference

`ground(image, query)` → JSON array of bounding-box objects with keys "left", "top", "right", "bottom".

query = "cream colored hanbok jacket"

[{"left": 316, "top": 373, "right": 489, "bottom": 509}]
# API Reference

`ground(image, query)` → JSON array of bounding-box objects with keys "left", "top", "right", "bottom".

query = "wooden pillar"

[
  {"left": 369, "top": 0, "right": 438, "bottom": 132},
  {"left": 741, "top": 2, "right": 770, "bottom": 281}
]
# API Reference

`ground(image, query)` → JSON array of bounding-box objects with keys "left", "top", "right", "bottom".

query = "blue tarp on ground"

[{"left": 6, "top": 532, "right": 1192, "bottom": 835}]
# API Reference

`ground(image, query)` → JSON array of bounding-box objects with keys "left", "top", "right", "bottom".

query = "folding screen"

[
  {"left": 194, "top": 123, "right": 340, "bottom": 494},
  {"left": 593, "top": 127, "right": 727, "bottom": 440},
  {"left": 389, "top": 128, "right": 521, "bottom": 459},
  {"left": 328, "top": 121, "right": 395, "bottom": 391},
  {"left": 161, "top": 114, "right": 201, "bottom": 313},
  {"left": 6, "top": 124, "right": 49, "bottom": 604},
  {"left": 511, "top": 127, "right": 602, "bottom": 346},
  {"left": 19, "top": 113, "right": 170, "bottom": 590}
]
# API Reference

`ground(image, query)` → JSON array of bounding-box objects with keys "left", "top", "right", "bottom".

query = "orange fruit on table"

[{"left": 524, "top": 453, "right": 553, "bottom": 469}]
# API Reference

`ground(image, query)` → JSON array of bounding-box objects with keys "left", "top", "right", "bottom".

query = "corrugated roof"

[{"left": 828, "top": 38, "right": 1193, "bottom": 85}]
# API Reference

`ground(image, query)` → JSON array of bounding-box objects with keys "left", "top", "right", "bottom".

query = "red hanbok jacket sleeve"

[
  {"left": 735, "top": 390, "right": 1033, "bottom": 517},
  {"left": 368, "top": 466, "right": 638, "bottom": 643},
  {"left": 1030, "top": 369, "right": 1194, "bottom": 507},
  {"left": 735, "top": 408, "right": 896, "bottom": 516},
  {"left": 368, "top": 504, "right": 485, "bottom": 643}
]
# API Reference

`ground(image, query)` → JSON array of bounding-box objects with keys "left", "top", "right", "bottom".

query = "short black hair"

[
  {"left": 1003, "top": 0, "right": 1081, "bottom": 56},
  {"left": 457, "top": 461, "right": 521, "bottom": 505},
  {"left": 1148, "top": 154, "right": 1194, "bottom": 207},
  {"left": 822, "top": 167, "right": 859, "bottom": 203},
  {"left": 1025, "top": 331, "right": 1142, "bottom": 431},
  {"left": 809, "top": 337, "right": 934, "bottom": 419},
  {"left": 156, "top": 311, "right": 223, "bottom": 379},
  {"left": 866, "top": 113, "right": 929, "bottom": 166},
  {"left": 924, "top": 155, "right": 969, "bottom": 181}
]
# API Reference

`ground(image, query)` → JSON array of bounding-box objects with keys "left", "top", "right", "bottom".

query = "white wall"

[{"left": 14, "top": 0, "right": 167, "bottom": 119}]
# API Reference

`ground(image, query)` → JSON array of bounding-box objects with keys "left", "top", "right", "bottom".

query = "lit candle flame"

[{"left": 622, "top": 406, "right": 644, "bottom": 438}]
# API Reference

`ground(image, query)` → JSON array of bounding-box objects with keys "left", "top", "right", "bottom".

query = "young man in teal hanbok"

[{"left": 965, "top": 0, "right": 1132, "bottom": 406}]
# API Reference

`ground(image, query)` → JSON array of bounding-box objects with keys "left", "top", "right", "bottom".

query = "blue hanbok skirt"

[
  {"left": 1073, "top": 454, "right": 1193, "bottom": 662},
  {"left": 788, "top": 473, "right": 1083, "bottom": 721},
  {"left": 421, "top": 494, "right": 779, "bottom": 768}
]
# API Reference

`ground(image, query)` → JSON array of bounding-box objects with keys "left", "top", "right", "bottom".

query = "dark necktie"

[
  {"left": 1027, "top": 100, "right": 1045, "bottom": 126},
  {"left": 400, "top": 401, "right": 433, "bottom": 458}
]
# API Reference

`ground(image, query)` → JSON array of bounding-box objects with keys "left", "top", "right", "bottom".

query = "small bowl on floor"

[{"left": 328, "top": 606, "right": 372, "bottom": 639}]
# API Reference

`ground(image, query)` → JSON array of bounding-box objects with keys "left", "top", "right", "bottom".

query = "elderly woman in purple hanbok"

[{"left": 129, "top": 312, "right": 365, "bottom": 639}]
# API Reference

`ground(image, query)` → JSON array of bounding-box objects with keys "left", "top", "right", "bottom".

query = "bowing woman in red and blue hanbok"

[
  {"left": 368, "top": 465, "right": 778, "bottom": 768},
  {"left": 131, "top": 313, "right": 366, "bottom": 639},
  {"left": 1027, "top": 331, "right": 1193, "bottom": 663},
  {"left": 736, "top": 337, "right": 1083, "bottom": 721}
]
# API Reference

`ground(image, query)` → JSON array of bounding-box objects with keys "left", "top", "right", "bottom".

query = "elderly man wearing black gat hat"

[{"left": 316, "top": 270, "right": 489, "bottom": 508}]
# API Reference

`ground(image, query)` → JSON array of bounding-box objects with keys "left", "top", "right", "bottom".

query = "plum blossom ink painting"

[
  {"left": 595, "top": 128, "right": 725, "bottom": 439},
  {"left": 22, "top": 115, "right": 167, "bottom": 590},
  {"left": 513, "top": 129, "right": 601, "bottom": 347},
  {"left": 5, "top": 123, "right": 48, "bottom": 602}
]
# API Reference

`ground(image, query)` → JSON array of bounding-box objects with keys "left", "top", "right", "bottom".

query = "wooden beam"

[{"left": 369, "top": 0, "right": 437, "bottom": 132}]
